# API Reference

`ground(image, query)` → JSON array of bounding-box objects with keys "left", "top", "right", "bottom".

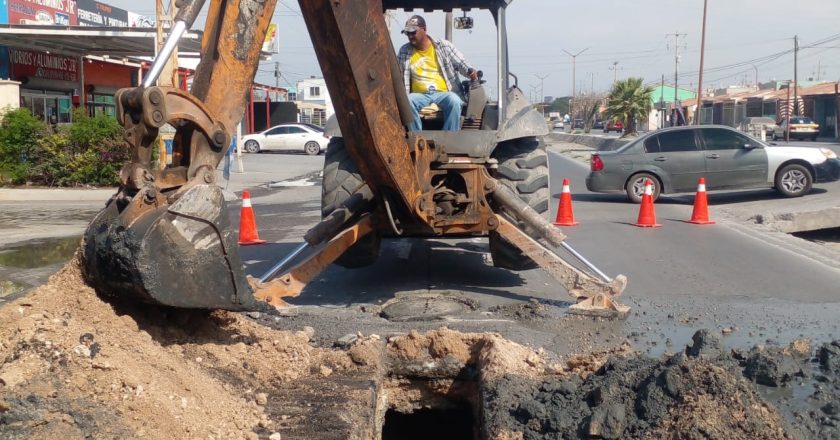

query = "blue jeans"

[{"left": 408, "top": 91, "right": 463, "bottom": 131}]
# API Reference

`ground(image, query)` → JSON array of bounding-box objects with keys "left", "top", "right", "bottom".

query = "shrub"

[
  {"left": 0, "top": 108, "right": 48, "bottom": 183},
  {"left": 0, "top": 107, "right": 128, "bottom": 186}
]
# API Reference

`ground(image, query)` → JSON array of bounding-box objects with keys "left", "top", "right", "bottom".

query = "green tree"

[
  {"left": 549, "top": 97, "right": 570, "bottom": 115},
  {"left": 605, "top": 77, "right": 654, "bottom": 137}
]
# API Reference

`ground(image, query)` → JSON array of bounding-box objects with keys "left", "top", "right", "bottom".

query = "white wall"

[{"left": 0, "top": 80, "right": 21, "bottom": 114}]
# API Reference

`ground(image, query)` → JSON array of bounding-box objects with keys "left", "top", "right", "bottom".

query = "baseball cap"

[{"left": 402, "top": 15, "right": 426, "bottom": 34}]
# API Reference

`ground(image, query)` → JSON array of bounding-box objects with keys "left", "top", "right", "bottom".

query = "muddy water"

[
  {"left": 0, "top": 236, "right": 80, "bottom": 269},
  {"left": 0, "top": 236, "right": 81, "bottom": 302}
]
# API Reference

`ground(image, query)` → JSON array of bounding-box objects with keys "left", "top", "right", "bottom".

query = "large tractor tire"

[
  {"left": 489, "top": 137, "right": 550, "bottom": 270},
  {"left": 321, "top": 138, "right": 380, "bottom": 268}
]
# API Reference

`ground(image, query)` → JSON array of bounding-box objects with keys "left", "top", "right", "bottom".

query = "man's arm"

[{"left": 439, "top": 40, "right": 477, "bottom": 80}]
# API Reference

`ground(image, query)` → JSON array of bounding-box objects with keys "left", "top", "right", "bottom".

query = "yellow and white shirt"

[{"left": 408, "top": 45, "right": 448, "bottom": 94}]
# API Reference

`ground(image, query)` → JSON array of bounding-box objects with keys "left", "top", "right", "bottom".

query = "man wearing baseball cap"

[{"left": 397, "top": 15, "right": 478, "bottom": 131}]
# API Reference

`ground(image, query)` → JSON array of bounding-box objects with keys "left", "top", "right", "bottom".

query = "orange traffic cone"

[
  {"left": 688, "top": 177, "right": 715, "bottom": 224},
  {"left": 238, "top": 190, "right": 267, "bottom": 245},
  {"left": 634, "top": 179, "right": 662, "bottom": 228},
  {"left": 553, "top": 178, "right": 579, "bottom": 226}
]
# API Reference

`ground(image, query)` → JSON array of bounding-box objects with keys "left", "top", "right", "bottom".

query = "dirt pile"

[
  {"left": 0, "top": 256, "right": 372, "bottom": 439},
  {"left": 3, "top": 256, "right": 840, "bottom": 440},
  {"left": 482, "top": 330, "right": 840, "bottom": 440}
]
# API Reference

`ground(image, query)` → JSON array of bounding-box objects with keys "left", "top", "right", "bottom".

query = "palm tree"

[{"left": 605, "top": 77, "right": 654, "bottom": 137}]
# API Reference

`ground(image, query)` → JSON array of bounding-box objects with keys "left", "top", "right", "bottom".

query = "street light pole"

[
  {"left": 563, "top": 48, "right": 588, "bottom": 119},
  {"left": 535, "top": 73, "right": 549, "bottom": 118},
  {"left": 611, "top": 61, "right": 619, "bottom": 84},
  {"left": 695, "top": 0, "right": 708, "bottom": 125},
  {"left": 793, "top": 35, "right": 799, "bottom": 117}
]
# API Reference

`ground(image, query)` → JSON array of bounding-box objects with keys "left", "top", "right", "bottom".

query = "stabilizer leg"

[{"left": 494, "top": 216, "right": 630, "bottom": 318}]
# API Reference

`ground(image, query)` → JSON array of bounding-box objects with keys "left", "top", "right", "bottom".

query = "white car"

[{"left": 241, "top": 123, "right": 329, "bottom": 155}]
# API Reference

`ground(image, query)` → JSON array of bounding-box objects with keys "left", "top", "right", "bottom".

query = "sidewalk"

[{"left": 0, "top": 187, "right": 117, "bottom": 202}]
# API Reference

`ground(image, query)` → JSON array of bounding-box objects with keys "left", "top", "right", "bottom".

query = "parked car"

[
  {"left": 772, "top": 116, "right": 819, "bottom": 141},
  {"left": 592, "top": 120, "right": 606, "bottom": 130},
  {"left": 572, "top": 119, "right": 584, "bottom": 129},
  {"left": 585, "top": 125, "right": 840, "bottom": 203},
  {"left": 241, "top": 123, "right": 329, "bottom": 155},
  {"left": 737, "top": 116, "right": 778, "bottom": 139},
  {"left": 604, "top": 120, "right": 624, "bottom": 133},
  {"left": 552, "top": 121, "right": 564, "bottom": 130}
]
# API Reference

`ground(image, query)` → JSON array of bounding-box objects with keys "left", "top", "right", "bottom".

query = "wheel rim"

[
  {"left": 631, "top": 178, "right": 648, "bottom": 198},
  {"left": 246, "top": 141, "right": 257, "bottom": 152},
  {"left": 781, "top": 169, "right": 807, "bottom": 193},
  {"left": 305, "top": 142, "right": 319, "bottom": 154}
]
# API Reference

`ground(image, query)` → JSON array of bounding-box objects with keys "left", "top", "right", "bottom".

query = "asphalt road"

[
  {"left": 233, "top": 144, "right": 840, "bottom": 355},
  {"left": 3, "top": 142, "right": 840, "bottom": 356}
]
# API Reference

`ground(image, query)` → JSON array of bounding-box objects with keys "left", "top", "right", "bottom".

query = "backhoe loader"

[{"left": 81, "top": 0, "right": 629, "bottom": 316}]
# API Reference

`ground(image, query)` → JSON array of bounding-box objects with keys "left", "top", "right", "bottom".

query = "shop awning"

[{"left": 0, "top": 25, "right": 203, "bottom": 57}]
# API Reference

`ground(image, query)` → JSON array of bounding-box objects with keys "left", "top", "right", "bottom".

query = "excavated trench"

[{"left": 3, "top": 258, "right": 840, "bottom": 439}]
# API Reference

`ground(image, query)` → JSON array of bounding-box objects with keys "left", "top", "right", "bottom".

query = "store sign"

[
  {"left": 10, "top": 49, "right": 78, "bottom": 82},
  {"left": 262, "top": 23, "right": 279, "bottom": 54},
  {"left": 76, "top": 0, "right": 127, "bottom": 27},
  {"left": 0, "top": 0, "right": 9, "bottom": 24},
  {"left": 7, "top": 0, "right": 77, "bottom": 25},
  {"left": 127, "top": 10, "right": 152, "bottom": 28}
]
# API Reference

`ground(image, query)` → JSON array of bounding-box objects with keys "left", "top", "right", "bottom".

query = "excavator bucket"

[
  {"left": 82, "top": 184, "right": 263, "bottom": 311},
  {"left": 79, "top": 0, "right": 279, "bottom": 310}
]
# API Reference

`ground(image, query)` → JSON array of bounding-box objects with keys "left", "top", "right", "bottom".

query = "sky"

[{"left": 108, "top": 0, "right": 840, "bottom": 100}]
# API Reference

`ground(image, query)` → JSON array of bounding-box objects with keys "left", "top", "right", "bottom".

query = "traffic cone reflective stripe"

[
  {"left": 634, "top": 180, "right": 662, "bottom": 228},
  {"left": 688, "top": 177, "right": 715, "bottom": 225},
  {"left": 238, "top": 190, "right": 267, "bottom": 245},
  {"left": 553, "top": 178, "right": 579, "bottom": 226}
]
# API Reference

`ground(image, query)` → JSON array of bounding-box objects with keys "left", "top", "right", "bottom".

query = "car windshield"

[{"left": 789, "top": 117, "right": 813, "bottom": 124}]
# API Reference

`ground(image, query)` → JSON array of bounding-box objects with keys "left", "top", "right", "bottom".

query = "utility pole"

[
  {"left": 609, "top": 61, "right": 620, "bottom": 84},
  {"left": 794, "top": 35, "right": 799, "bottom": 116},
  {"left": 535, "top": 73, "right": 549, "bottom": 118},
  {"left": 660, "top": 74, "right": 666, "bottom": 129},
  {"left": 667, "top": 32, "right": 686, "bottom": 126},
  {"left": 695, "top": 0, "right": 708, "bottom": 125},
  {"left": 155, "top": 0, "right": 178, "bottom": 88},
  {"left": 274, "top": 62, "right": 280, "bottom": 101},
  {"left": 562, "top": 48, "right": 588, "bottom": 119}
]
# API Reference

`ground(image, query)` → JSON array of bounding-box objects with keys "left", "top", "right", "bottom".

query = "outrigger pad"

[
  {"left": 568, "top": 293, "right": 631, "bottom": 319},
  {"left": 81, "top": 184, "right": 265, "bottom": 311}
]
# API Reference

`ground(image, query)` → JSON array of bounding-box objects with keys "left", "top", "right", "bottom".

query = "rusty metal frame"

[
  {"left": 494, "top": 216, "right": 630, "bottom": 317},
  {"left": 299, "top": 0, "right": 423, "bottom": 219},
  {"left": 250, "top": 215, "right": 376, "bottom": 306}
]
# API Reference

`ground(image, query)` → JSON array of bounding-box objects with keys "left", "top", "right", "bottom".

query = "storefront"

[
  {"left": 11, "top": 48, "right": 79, "bottom": 123},
  {"left": 2, "top": 47, "right": 138, "bottom": 122}
]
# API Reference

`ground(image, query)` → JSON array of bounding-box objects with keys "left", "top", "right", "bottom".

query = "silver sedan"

[{"left": 585, "top": 125, "right": 840, "bottom": 202}]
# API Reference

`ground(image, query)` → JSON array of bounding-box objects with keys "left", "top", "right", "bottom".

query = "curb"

[
  {"left": 0, "top": 188, "right": 117, "bottom": 202},
  {"left": 549, "top": 133, "right": 631, "bottom": 151}
]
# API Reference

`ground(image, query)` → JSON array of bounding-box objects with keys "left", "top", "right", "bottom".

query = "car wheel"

[
  {"left": 244, "top": 140, "right": 260, "bottom": 153},
  {"left": 774, "top": 164, "right": 812, "bottom": 198},
  {"left": 304, "top": 141, "right": 321, "bottom": 155},
  {"left": 625, "top": 173, "right": 661, "bottom": 203}
]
